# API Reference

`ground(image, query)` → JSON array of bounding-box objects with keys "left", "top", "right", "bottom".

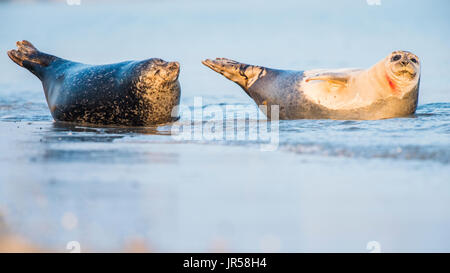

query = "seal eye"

[
  {"left": 391, "top": 55, "right": 402, "bottom": 62},
  {"left": 410, "top": 58, "right": 418, "bottom": 64}
]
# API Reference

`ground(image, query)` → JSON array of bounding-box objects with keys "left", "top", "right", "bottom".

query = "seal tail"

[
  {"left": 202, "top": 58, "right": 266, "bottom": 91},
  {"left": 7, "top": 40, "right": 56, "bottom": 79}
]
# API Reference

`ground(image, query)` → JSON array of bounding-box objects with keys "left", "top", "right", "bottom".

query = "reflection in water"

[
  {"left": 51, "top": 121, "right": 173, "bottom": 136},
  {"left": 30, "top": 122, "right": 180, "bottom": 164}
]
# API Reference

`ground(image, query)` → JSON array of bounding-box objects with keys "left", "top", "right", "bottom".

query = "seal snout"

[{"left": 400, "top": 60, "right": 409, "bottom": 66}]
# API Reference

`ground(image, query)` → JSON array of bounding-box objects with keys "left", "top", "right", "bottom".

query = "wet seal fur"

[
  {"left": 202, "top": 51, "right": 421, "bottom": 120},
  {"left": 7, "top": 40, "right": 181, "bottom": 126}
]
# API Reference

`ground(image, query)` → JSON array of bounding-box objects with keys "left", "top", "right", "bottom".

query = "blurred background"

[{"left": 0, "top": 0, "right": 449, "bottom": 252}]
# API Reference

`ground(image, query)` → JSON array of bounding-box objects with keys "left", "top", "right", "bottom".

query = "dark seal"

[{"left": 7, "top": 40, "right": 181, "bottom": 126}]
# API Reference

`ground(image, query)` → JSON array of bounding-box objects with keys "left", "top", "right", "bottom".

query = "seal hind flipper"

[
  {"left": 7, "top": 40, "right": 57, "bottom": 79},
  {"left": 202, "top": 58, "right": 266, "bottom": 91}
]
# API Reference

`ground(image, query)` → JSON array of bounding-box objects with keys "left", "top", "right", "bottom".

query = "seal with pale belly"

[
  {"left": 7, "top": 40, "right": 181, "bottom": 126},
  {"left": 202, "top": 51, "right": 421, "bottom": 120}
]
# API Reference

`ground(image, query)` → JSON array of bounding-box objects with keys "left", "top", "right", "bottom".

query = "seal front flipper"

[
  {"left": 304, "top": 72, "right": 350, "bottom": 86},
  {"left": 202, "top": 58, "right": 266, "bottom": 91},
  {"left": 7, "top": 40, "right": 57, "bottom": 79}
]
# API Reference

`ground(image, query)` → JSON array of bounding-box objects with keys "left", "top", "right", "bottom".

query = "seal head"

[
  {"left": 143, "top": 58, "right": 180, "bottom": 83},
  {"left": 384, "top": 51, "right": 420, "bottom": 96}
]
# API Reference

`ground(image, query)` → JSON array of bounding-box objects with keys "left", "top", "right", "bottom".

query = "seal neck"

[{"left": 366, "top": 60, "right": 418, "bottom": 99}]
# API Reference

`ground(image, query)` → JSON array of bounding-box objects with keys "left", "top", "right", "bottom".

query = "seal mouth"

[
  {"left": 394, "top": 69, "right": 416, "bottom": 80},
  {"left": 392, "top": 64, "right": 417, "bottom": 80}
]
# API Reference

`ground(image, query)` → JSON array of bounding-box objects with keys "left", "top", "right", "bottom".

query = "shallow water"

[{"left": 0, "top": 0, "right": 449, "bottom": 252}]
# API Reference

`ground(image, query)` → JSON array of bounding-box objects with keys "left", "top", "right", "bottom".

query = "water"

[{"left": 0, "top": 0, "right": 449, "bottom": 252}]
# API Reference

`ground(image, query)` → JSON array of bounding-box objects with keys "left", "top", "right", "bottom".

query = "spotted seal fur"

[{"left": 8, "top": 40, "right": 181, "bottom": 126}]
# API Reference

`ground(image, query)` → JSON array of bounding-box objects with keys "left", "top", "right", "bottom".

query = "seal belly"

[
  {"left": 247, "top": 69, "right": 338, "bottom": 119},
  {"left": 247, "top": 69, "right": 418, "bottom": 120}
]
